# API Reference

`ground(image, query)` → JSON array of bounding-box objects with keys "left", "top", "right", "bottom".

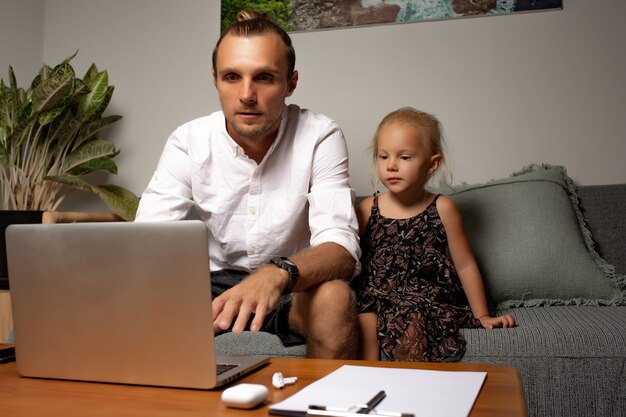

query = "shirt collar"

[
  {"left": 221, "top": 105, "right": 290, "bottom": 161},
  {"left": 265, "top": 105, "right": 290, "bottom": 157}
]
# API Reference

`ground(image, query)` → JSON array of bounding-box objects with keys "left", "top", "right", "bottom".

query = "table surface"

[{"left": 0, "top": 347, "right": 527, "bottom": 417}]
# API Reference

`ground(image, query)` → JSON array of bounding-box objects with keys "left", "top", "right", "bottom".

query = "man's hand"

[
  {"left": 212, "top": 243, "right": 355, "bottom": 336},
  {"left": 212, "top": 264, "right": 288, "bottom": 334}
]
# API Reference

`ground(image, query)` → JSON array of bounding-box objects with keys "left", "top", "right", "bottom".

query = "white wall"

[
  {"left": 0, "top": 0, "right": 44, "bottom": 86},
  {"left": 3, "top": 0, "right": 625, "bottom": 211},
  {"left": 290, "top": 0, "right": 626, "bottom": 192}
]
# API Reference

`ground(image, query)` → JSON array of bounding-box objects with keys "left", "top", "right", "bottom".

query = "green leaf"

[
  {"left": 7, "top": 112, "right": 37, "bottom": 149},
  {"left": 29, "top": 64, "right": 53, "bottom": 93},
  {"left": 0, "top": 71, "right": 26, "bottom": 132},
  {"left": 88, "top": 85, "right": 114, "bottom": 120},
  {"left": 93, "top": 184, "right": 139, "bottom": 221},
  {"left": 60, "top": 50, "right": 79, "bottom": 66},
  {"left": 44, "top": 174, "right": 92, "bottom": 191},
  {"left": 8, "top": 67, "right": 24, "bottom": 124},
  {"left": 0, "top": 81, "right": 10, "bottom": 128},
  {"left": 46, "top": 111, "right": 82, "bottom": 150},
  {"left": 68, "top": 157, "right": 118, "bottom": 175},
  {"left": 74, "top": 114, "right": 122, "bottom": 149},
  {"left": 79, "top": 70, "right": 109, "bottom": 120},
  {"left": 31, "top": 64, "right": 74, "bottom": 113},
  {"left": 44, "top": 174, "right": 139, "bottom": 221},
  {"left": 38, "top": 78, "right": 90, "bottom": 127},
  {"left": 60, "top": 139, "right": 118, "bottom": 173},
  {"left": 9, "top": 66, "right": 18, "bottom": 91},
  {"left": 72, "top": 78, "right": 90, "bottom": 99},
  {"left": 83, "top": 63, "right": 99, "bottom": 85},
  {"left": 38, "top": 105, "right": 65, "bottom": 125},
  {"left": 17, "top": 100, "right": 33, "bottom": 126}
]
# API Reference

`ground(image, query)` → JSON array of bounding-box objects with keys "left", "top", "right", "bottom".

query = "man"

[{"left": 135, "top": 11, "right": 360, "bottom": 359}]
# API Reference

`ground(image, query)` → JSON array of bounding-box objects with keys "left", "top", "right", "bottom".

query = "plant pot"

[{"left": 0, "top": 211, "right": 43, "bottom": 290}]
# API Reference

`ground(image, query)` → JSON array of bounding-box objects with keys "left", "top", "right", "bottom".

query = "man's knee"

[
  {"left": 291, "top": 279, "right": 358, "bottom": 359},
  {"left": 290, "top": 279, "right": 356, "bottom": 331},
  {"left": 311, "top": 279, "right": 355, "bottom": 314}
]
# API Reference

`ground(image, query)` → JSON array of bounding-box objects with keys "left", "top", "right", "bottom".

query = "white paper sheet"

[{"left": 269, "top": 365, "right": 487, "bottom": 417}]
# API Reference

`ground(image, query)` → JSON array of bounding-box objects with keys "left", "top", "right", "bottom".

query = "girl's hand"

[{"left": 478, "top": 314, "right": 516, "bottom": 329}]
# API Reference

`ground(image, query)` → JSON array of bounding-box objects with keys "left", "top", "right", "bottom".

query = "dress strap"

[
  {"left": 425, "top": 193, "right": 442, "bottom": 216},
  {"left": 371, "top": 193, "right": 380, "bottom": 216}
]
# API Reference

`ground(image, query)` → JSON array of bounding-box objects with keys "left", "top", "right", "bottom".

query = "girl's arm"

[
  {"left": 355, "top": 198, "right": 381, "bottom": 359},
  {"left": 437, "top": 195, "right": 515, "bottom": 329},
  {"left": 356, "top": 196, "right": 375, "bottom": 238}
]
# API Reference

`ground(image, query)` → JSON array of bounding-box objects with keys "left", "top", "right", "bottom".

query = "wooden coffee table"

[{"left": 0, "top": 350, "right": 526, "bottom": 417}]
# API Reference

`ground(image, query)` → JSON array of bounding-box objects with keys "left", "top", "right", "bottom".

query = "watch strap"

[{"left": 269, "top": 256, "right": 299, "bottom": 295}]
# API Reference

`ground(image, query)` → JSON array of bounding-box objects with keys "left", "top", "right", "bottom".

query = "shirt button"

[
  {"left": 248, "top": 247, "right": 257, "bottom": 254},
  {"left": 250, "top": 208, "right": 257, "bottom": 215}
]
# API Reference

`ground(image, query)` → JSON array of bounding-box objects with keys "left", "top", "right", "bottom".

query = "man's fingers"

[
  {"left": 211, "top": 269, "right": 283, "bottom": 333},
  {"left": 211, "top": 295, "right": 226, "bottom": 322},
  {"left": 249, "top": 304, "right": 268, "bottom": 332},
  {"left": 213, "top": 295, "right": 240, "bottom": 331},
  {"left": 231, "top": 303, "right": 254, "bottom": 334}
]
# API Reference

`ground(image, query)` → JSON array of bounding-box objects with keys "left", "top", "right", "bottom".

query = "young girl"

[{"left": 353, "top": 107, "right": 515, "bottom": 362}]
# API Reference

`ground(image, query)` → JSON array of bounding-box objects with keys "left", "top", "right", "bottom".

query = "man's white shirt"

[{"left": 136, "top": 104, "right": 361, "bottom": 274}]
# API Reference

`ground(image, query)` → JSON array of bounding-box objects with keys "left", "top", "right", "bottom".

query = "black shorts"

[{"left": 211, "top": 269, "right": 306, "bottom": 347}]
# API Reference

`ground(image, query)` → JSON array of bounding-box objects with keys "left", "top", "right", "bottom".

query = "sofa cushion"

[
  {"left": 215, "top": 331, "right": 307, "bottom": 358},
  {"left": 460, "top": 306, "right": 626, "bottom": 417},
  {"left": 448, "top": 165, "right": 625, "bottom": 308},
  {"left": 461, "top": 306, "right": 626, "bottom": 359}
]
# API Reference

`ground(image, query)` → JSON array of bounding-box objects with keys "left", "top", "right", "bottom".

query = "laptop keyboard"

[{"left": 217, "top": 363, "right": 238, "bottom": 375}]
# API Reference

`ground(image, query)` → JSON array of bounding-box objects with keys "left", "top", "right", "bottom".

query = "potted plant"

[
  {"left": 0, "top": 52, "right": 139, "bottom": 288},
  {"left": 0, "top": 52, "right": 139, "bottom": 217}
]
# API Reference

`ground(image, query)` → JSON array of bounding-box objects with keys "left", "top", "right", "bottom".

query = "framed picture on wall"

[{"left": 220, "top": 1, "right": 563, "bottom": 33}]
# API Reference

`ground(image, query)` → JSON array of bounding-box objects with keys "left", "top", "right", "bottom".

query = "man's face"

[{"left": 213, "top": 33, "right": 297, "bottom": 145}]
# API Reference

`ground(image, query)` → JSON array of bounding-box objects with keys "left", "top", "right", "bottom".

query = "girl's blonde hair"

[{"left": 370, "top": 107, "right": 452, "bottom": 190}]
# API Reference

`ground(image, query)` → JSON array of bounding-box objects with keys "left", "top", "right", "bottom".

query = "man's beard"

[
  {"left": 229, "top": 120, "right": 272, "bottom": 139},
  {"left": 227, "top": 112, "right": 282, "bottom": 141}
]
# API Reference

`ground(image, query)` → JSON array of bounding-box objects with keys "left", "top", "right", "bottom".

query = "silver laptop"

[{"left": 6, "top": 220, "right": 269, "bottom": 389}]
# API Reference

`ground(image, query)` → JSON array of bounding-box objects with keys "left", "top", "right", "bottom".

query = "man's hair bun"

[{"left": 236, "top": 10, "right": 272, "bottom": 22}]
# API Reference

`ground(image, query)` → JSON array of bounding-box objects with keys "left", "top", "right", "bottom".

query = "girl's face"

[{"left": 376, "top": 123, "right": 441, "bottom": 195}]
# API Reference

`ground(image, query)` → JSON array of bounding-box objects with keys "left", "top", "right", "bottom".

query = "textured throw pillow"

[{"left": 448, "top": 164, "right": 625, "bottom": 308}]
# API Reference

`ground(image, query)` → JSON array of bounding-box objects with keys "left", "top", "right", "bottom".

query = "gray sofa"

[{"left": 216, "top": 165, "right": 626, "bottom": 417}]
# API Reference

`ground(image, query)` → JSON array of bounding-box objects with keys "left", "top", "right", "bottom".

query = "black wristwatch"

[{"left": 269, "top": 256, "right": 299, "bottom": 295}]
